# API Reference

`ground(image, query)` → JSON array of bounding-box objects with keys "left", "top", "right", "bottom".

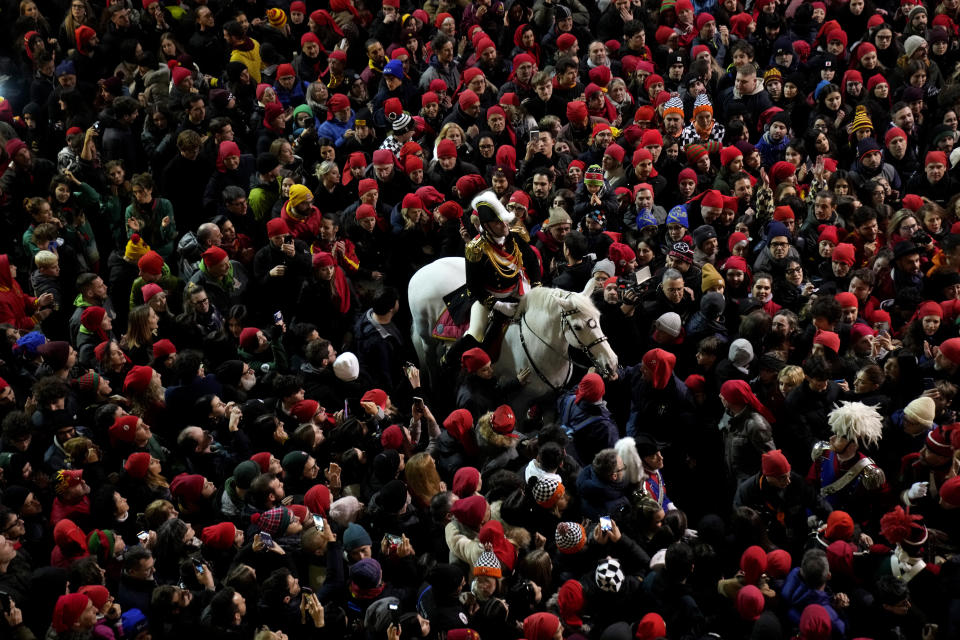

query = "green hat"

[
  {"left": 87, "top": 529, "right": 116, "bottom": 564},
  {"left": 282, "top": 450, "right": 309, "bottom": 479},
  {"left": 233, "top": 460, "right": 261, "bottom": 490}
]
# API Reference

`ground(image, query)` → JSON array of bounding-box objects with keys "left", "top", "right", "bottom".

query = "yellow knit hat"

[
  {"left": 701, "top": 262, "right": 725, "bottom": 293},
  {"left": 124, "top": 234, "right": 150, "bottom": 262},
  {"left": 267, "top": 8, "right": 287, "bottom": 28}
]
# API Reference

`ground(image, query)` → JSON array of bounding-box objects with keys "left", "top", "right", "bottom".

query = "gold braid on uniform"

[{"left": 482, "top": 239, "right": 524, "bottom": 279}]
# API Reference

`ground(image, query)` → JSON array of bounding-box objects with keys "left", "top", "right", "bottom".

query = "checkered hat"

[
  {"left": 533, "top": 477, "right": 565, "bottom": 508},
  {"left": 595, "top": 556, "right": 624, "bottom": 593},
  {"left": 555, "top": 521, "right": 586, "bottom": 554},
  {"left": 473, "top": 550, "right": 503, "bottom": 578}
]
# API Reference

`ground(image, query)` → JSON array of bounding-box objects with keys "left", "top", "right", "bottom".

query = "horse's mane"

[{"left": 519, "top": 286, "right": 601, "bottom": 318}]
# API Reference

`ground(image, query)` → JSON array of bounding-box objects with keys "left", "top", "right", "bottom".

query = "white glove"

[
  {"left": 493, "top": 301, "right": 518, "bottom": 317},
  {"left": 906, "top": 481, "right": 929, "bottom": 501}
]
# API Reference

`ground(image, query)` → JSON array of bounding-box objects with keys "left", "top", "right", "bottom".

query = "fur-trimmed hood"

[{"left": 477, "top": 415, "right": 518, "bottom": 450}]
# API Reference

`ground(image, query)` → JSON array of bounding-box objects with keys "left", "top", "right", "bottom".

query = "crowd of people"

[{"left": 2, "top": 0, "right": 960, "bottom": 638}]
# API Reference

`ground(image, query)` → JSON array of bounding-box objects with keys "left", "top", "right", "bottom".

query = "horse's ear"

[{"left": 555, "top": 293, "right": 578, "bottom": 313}]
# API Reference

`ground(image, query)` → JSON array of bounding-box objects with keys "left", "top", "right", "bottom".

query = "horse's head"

[{"left": 556, "top": 292, "right": 619, "bottom": 378}]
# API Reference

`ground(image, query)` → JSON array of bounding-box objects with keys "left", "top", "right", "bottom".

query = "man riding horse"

[{"left": 444, "top": 191, "right": 543, "bottom": 369}]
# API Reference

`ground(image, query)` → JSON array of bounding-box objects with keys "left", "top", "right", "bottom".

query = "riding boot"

[{"left": 442, "top": 333, "right": 480, "bottom": 374}]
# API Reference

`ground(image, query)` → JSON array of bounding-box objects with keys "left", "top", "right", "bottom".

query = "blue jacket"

[
  {"left": 781, "top": 567, "right": 846, "bottom": 638},
  {"left": 557, "top": 393, "right": 619, "bottom": 465},
  {"left": 316, "top": 111, "right": 356, "bottom": 147},
  {"left": 576, "top": 464, "right": 630, "bottom": 521},
  {"left": 755, "top": 132, "right": 790, "bottom": 168},
  {"left": 274, "top": 79, "right": 309, "bottom": 108}
]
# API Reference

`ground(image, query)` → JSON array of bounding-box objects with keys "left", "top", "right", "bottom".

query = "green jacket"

[
  {"left": 238, "top": 333, "right": 288, "bottom": 374},
  {"left": 130, "top": 263, "right": 181, "bottom": 309},
  {"left": 125, "top": 197, "right": 177, "bottom": 258}
]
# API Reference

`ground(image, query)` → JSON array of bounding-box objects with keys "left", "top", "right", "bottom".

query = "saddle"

[{"left": 432, "top": 284, "right": 510, "bottom": 361}]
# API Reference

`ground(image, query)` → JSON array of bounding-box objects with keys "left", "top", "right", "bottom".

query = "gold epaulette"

[{"left": 465, "top": 235, "right": 485, "bottom": 262}]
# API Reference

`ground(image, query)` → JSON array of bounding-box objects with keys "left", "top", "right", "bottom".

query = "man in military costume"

[
  {"left": 808, "top": 401, "right": 890, "bottom": 525},
  {"left": 444, "top": 191, "right": 542, "bottom": 368}
]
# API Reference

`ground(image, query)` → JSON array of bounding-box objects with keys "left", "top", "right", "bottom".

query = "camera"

[
  {"left": 613, "top": 276, "right": 652, "bottom": 300},
  {"left": 912, "top": 230, "right": 932, "bottom": 246}
]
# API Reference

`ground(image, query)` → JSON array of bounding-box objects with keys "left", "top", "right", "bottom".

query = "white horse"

[{"left": 408, "top": 257, "right": 618, "bottom": 408}]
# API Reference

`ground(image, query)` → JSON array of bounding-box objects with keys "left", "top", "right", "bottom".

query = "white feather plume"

[
  {"left": 828, "top": 401, "right": 884, "bottom": 448},
  {"left": 472, "top": 189, "right": 515, "bottom": 226}
]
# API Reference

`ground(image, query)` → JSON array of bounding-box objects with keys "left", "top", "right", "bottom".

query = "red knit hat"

[
  {"left": 266, "top": 217, "right": 290, "bottom": 238},
  {"left": 250, "top": 452, "right": 272, "bottom": 472},
  {"left": 52, "top": 593, "right": 91, "bottom": 633},
  {"left": 123, "top": 365, "right": 154, "bottom": 394},
  {"left": 824, "top": 510, "right": 854, "bottom": 541},
  {"left": 171, "top": 473, "right": 206, "bottom": 503},
  {"left": 720, "top": 145, "right": 742, "bottom": 167},
  {"left": 380, "top": 424, "right": 405, "bottom": 450},
  {"left": 813, "top": 330, "right": 841, "bottom": 354},
  {"left": 884, "top": 126, "right": 907, "bottom": 146},
  {"left": 361, "top": 388, "right": 388, "bottom": 409},
  {"left": 831, "top": 243, "right": 855, "bottom": 265},
  {"left": 152, "top": 339, "right": 176, "bottom": 360},
  {"left": 773, "top": 206, "right": 794, "bottom": 221},
  {"left": 491, "top": 405, "right": 517, "bottom": 436},
  {"left": 138, "top": 251, "right": 164, "bottom": 276},
  {"left": 201, "top": 522, "right": 237, "bottom": 550},
  {"left": 239, "top": 327, "right": 260, "bottom": 351},
  {"left": 575, "top": 373, "right": 604, "bottom": 403},
  {"left": 818, "top": 225, "right": 839, "bottom": 245},
  {"left": 202, "top": 246, "right": 228, "bottom": 268},
  {"left": 835, "top": 292, "right": 859, "bottom": 309},
  {"left": 80, "top": 306, "right": 106, "bottom": 331},
  {"left": 305, "top": 484, "right": 331, "bottom": 516},
  {"left": 461, "top": 347, "right": 490, "bottom": 373},
  {"left": 358, "top": 178, "right": 378, "bottom": 196},
  {"left": 761, "top": 449, "right": 790, "bottom": 476},
  {"left": 124, "top": 452, "right": 151, "bottom": 479},
  {"left": 926, "top": 151, "right": 948, "bottom": 167},
  {"left": 78, "top": 585, "right": 110, "bottom": 610},
  {"left": 437, "top": 139, "right": 458, "bottom": 159},
  {"left": 110, "top": 415, "right": 140, "bottom": 445},
  {"left": 940, "top": 475, "right": 960, "bottom": 507},
  {"left": 291, "top": 399, "right": 320, "bottom": 423},
  {"left": 141, "top": 283, "right": 163, "bottom": 302}
]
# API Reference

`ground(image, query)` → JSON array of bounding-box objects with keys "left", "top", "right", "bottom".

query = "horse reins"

[{"left": 516, "top": 293, "right": 611, "bottom": 391}]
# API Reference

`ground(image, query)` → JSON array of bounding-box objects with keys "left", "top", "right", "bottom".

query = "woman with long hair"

[
  {"left": 96, "top": 338, "right": 130, "bottom": 392},
  {"left": 120, "top": 452, "right": 171, "bottom": 514},
  {"left": 58, "top": 0, "right": 94, "bottom": 49},
  {"left": 294, "top": 251, "right": 355, "bottom": 347},
  {"left": 121, "top": 304, "right": 159, "bottom": 365},
  {"left": 405, "top": 452, "right": 445, "bottom": 509}
]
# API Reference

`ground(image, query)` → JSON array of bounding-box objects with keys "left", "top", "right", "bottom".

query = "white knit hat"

[
  {"left": 904, "top": 396, "right": 936, "bottom": 428},
  {"left": 333, "top": 352, "right": 360, "bottom": 381}
]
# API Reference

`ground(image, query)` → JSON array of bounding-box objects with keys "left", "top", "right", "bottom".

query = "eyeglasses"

[
  {"left": 2, "top": 517, "right": 22, "bottom": 533},
  {"left": 785, "top": 267, "right": 802, "bottom": 274},
  {"left": 770, "top": 241, "right": 789, "bottom": 248}
]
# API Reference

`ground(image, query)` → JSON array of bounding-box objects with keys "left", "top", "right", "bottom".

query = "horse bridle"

[
  {"left": 516, "top": 295, "right": 612, "bottom": 391},
  {"left": 559, "top": 306, "right": 613, "bottom": 378}
]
